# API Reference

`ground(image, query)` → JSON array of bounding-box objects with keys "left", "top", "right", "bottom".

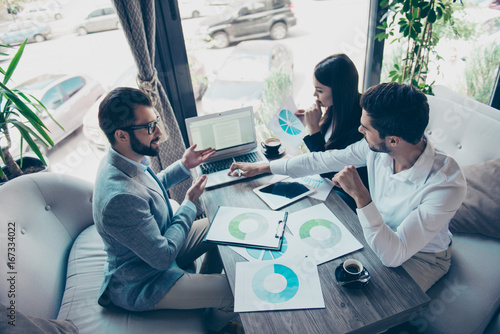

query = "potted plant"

[
  {"left": 376, "top": 0, "right": 463, "bottom": 94},
  {"left": 0, "top": 40, "right": 60, "bottom": 182}
]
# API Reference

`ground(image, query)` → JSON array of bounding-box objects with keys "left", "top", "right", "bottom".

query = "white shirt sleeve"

[
  {"left": 270, "top": 139, "right": 369, "bottom": 178},
  {"left": 356, "top": 183, "right": 466, "bottom": 267}
]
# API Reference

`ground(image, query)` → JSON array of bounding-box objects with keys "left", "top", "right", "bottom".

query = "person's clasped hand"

[
  {"left": 181, "top": 144, "right": 216, "bottom": 170},
  {"left": 295, "top": 100, "right": 322, "bottom": 134},
  {"left": 331, "top": 165, "right": 371, "bottom": 208}
]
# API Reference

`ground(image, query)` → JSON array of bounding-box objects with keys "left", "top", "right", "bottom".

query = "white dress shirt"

[{"left": 270, "top": 138, "right": 466, "bottom": 267}]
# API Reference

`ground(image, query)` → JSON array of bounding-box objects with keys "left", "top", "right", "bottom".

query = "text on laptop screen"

[{"left": 188, "top": 109, "right": 255, "bottom": 151}]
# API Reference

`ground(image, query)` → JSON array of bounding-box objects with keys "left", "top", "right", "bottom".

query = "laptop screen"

[{"left": 185, "top": 107, "right": 256, "bottom": 152}]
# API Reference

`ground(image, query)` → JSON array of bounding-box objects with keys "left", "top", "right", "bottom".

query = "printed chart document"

[
  {"left": 267, "top": 96, "right": 305, "bottom": 149},
  {"left": 292, "top": 174, "right": 334, "bottom": 201},
  {"left": 234, "top": 256, "right": 325, "bottom": 312},
  {"left": 287, "top": 203, "right": 363, "bottom": 264},
  {"left": 204, "top": 206, "right": 287, "bottom": 250},
  {"left": 229, "top": 230, "right": 307, "bottom": 262}
]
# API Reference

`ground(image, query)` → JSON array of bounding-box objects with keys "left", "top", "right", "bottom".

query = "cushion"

[
  {"left": 57, "top": 225, "right": 207, "bottom": 334},
  {"left": 448, "top": 158, "right": 500, "bottom": 239},
  {"left": 0, "top": 303, "right": 78, "bottom": 334},
  {"left": 420, "top": 234, "right": 500, "bottom": 334}
]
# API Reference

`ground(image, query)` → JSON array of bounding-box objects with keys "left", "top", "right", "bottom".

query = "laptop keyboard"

[{"left": 199, "top": 152, "right": 262, "bottom": 175}]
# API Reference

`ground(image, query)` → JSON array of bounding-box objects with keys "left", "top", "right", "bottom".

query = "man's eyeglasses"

[{"left": 121, "top": 116, "right": 159, "bottom": 135}]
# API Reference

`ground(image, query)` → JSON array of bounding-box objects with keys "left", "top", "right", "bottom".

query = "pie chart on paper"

[
  {"left": 278, "top": 109, "right": 303, "bottom": 136},
  {"left": 246, "top": 236, "right": 289, "bottom": 260}
]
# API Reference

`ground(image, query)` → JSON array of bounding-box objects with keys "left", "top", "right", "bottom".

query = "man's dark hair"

[
  {"left": 98, "top": 87, "right": 152, "bottom": 145},
  {"left": 360, "top": 82, "right": 429, "bottom": 144}
]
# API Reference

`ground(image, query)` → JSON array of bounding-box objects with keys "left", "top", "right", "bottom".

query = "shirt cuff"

[
  {"left": 270, "top": 159, "right": 286, "bottom": 175},
  {"left": 182, "top": 200, "right": 197, "bottom": 214},
  {"left": 177, "top": 160, "right": 191, "bottom": 176},
  {"left": 356, "top": 201, "right": 385, "bottom": 229}
]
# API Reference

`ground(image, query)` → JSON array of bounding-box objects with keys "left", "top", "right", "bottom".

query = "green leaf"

[
  {"left": 428, "top": 9, "right": 436, "bottom": 23},
  {"left": 375, "top": 32, "right": 388, "bottom": 41},
  {"left": 403, "top": 0, "right": 411, "bottom": 12},
  {"left": 14, "top": 124, "right": 47, "bottom": 165},
  {"left": 3, "top": 40, "right": 26, "bottom": 85}
]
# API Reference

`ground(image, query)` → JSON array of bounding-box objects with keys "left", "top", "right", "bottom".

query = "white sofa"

[
  {"left": 0, "top": 173, "right": 207, "bottom": 333},
  {"left": 413, "top": 86, "right": 500, "bottom": 334}
]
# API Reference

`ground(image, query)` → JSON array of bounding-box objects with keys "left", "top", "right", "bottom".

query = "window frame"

[{"left": 153, "top": 0, "right": 499, "bottom": 148}]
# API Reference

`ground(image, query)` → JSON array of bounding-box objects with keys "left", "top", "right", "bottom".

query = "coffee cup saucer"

[
  {"left": 335, "top": 262, "right": 370, "bottom": 289},
  {"left": 261, "top": 146, "right": 285, "bottom": 158}
]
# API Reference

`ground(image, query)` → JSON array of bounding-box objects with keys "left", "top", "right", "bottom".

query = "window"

[
  {"left": 42, "top": 86, "right": 65, "bottom": 110},
  {"left": 168, "top": 0, "right": 371, "bottom": 151},
  {"left": 104, "top": 8, "right": 116, "bottom": 16},
  {"left": 88, "top": 9, "right": 103, "bottom": 18},
  {"left": 60, "top": 77, "right": 85, "bottom": 97}
]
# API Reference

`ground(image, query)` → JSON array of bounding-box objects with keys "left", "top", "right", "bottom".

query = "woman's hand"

[{"left": 296, "top": 100, "right": 322, "bottom": 134}]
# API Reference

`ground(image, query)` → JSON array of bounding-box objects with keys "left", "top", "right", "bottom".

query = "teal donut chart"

[{"left": 252, "top": 264, "right": 299, "bottom": 303}]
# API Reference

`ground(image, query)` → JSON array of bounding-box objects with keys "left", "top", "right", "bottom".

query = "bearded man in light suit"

[{"left": 93, "top": 87, "right": 239, "bottom": 333}]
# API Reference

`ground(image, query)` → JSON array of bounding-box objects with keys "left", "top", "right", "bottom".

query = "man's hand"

[
  {"left": 295, "top": 100, "right": 322, "bottom": 134},
  {"left": 331, "top": 165, "right": 371, "bottom": 208},
  {"left": 228, "top": 162, "right": 271, "bottom": 178},
  {"left": 185, "top": 174, "right": 208, "bottom": 203},
  {"left": 181, "top": 144, "right": 216, "bottom": 170}
]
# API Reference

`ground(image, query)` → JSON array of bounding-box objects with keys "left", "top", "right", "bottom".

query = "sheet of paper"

[
  {"left": 291, "top": 174, "right": 334, "bottom": 201},
  {"left": 234, "top": 256, "right": 325, "bottom": 312},
  {"left": 287, "top": 203, "right": 363, "bottom": 264},
  {"left": 267, "top": 96, "right": 305, "bottom": 149},
  {"left": 229, "top": 230, "right": 307, "bottom": 262},
  {"left": 205, "top": 206, "right": 286, "bottom": 249}
]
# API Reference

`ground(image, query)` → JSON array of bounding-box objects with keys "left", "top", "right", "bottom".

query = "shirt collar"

[
  {"left": 110, "top": 147, "right": 150, "bottom": 172},
  {"left": 391, "top": 137, "right": 435, "bottom": 185}
]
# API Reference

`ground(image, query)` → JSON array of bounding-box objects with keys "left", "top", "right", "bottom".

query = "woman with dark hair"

[{"left": 296, "top": 54, "right": 368, "bottom": 210}]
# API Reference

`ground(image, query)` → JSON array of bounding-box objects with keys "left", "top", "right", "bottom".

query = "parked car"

[
  {"left": 178, "top": 0, "right": 211, "bottom": 19},
  {"left": 199, "top": 0, "right": 297, "bottom": 48},
  {"left": 74, "top": 6, "right": 120, "bottom": 36},
  {"left": 1, "top": 74, "right": 105, "bottom": 157},
  {"left": 201, "top": 41, "right": 293, "bottom": 115},
  {"left": 83, "top": 57, "right": 207, "bottom": 148},
  {"left": 0, "top": 20, "right": 51, "bottom": 45},
  {"left": 17, "top": 2, "right": 63, "bottom": 22}
]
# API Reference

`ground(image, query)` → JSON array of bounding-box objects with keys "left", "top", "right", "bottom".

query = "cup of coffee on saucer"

[
  {"left": 261, "top": 137, "right": 283, "bottom": 157},
  {"left": 335, "top": 259, "right": 370, "bottom": 289}
]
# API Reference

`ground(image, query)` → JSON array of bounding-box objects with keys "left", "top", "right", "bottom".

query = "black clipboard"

[{"left": 203, "top": 206, "right": 287, "bottom": 251}]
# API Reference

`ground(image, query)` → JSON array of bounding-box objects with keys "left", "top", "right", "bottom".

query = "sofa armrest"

[{"left": 0, "top": 173, "right": 94, "bottom": 319}]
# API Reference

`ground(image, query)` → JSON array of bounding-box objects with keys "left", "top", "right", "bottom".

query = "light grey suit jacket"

[{"left": 93, "top": 149, "right": 196, "bottom": 311}]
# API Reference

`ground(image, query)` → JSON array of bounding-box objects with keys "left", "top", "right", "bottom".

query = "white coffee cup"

[{"left": 343, "top": 259, "right": 363, "bottom": 276}]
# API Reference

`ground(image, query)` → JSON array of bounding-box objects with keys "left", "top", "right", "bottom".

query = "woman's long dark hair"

[{"left": 314, "top": 54, "right": 362, "bottom": 149}]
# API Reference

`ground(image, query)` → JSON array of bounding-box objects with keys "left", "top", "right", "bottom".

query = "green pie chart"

[
  {"left": 299, "top": 219, "right": 342, "bottom": 248},
  {"left": 228, "top": 212, "right": 268, "bottom": 240}
]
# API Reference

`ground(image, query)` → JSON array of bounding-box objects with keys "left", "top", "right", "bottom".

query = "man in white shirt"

[{"left": 229, "top": 82, "right": 466, "bottom": 292}]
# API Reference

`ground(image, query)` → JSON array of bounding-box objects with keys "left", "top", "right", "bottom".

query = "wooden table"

[{"left": 202, "top": 174, "right": 430, "bottom": 334}]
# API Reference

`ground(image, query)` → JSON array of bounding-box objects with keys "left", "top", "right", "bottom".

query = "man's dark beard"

[
  {"left": 130, "top": 132, "right": 160, "bottom": 156},
  {"left": 368, "top": 138, "right": 389, "bottom": 153}
]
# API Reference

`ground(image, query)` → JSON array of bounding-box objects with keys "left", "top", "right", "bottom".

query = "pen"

[{"left": 232, "top": 157, "right": 242, "bottom": 177}]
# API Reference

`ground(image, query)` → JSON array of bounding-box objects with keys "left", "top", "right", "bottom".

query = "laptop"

[{"left": 185, "top": 106, "right": 267, "bottom": 188}]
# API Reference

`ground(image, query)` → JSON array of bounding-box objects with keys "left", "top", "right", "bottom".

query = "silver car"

[
  {"left": 74, "top": 6, "right": 120, "bottom": 36},
  {"left": 2, "top": 74, "right": 105, "bottom": 156}
]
